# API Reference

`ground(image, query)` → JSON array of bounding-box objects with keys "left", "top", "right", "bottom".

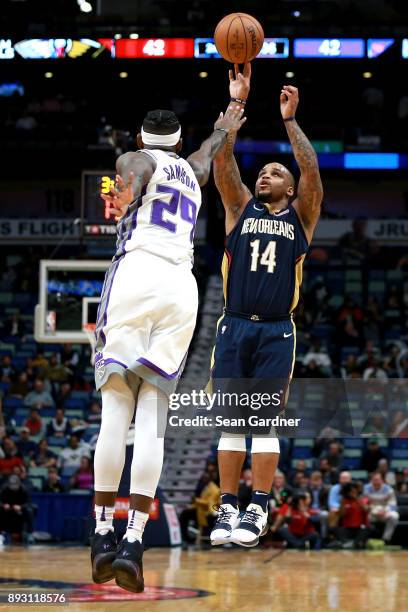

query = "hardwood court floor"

[{"left": 1, "top": 546, "right": 407, "bottom": 611}]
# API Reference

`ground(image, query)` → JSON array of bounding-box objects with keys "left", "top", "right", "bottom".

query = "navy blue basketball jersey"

[{"left": 222, "top": 197, "right": 309, "bottom": 317}]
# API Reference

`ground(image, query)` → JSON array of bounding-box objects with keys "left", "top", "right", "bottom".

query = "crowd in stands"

[{"left": 0, "top": 248, "right": 407, "bottom": 544}]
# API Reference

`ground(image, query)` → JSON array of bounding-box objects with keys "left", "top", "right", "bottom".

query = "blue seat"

[
  {"left": 292, "top": 447, "right": 312, "bottom": 459},
  {"left": 64, "top": 399, "right": 86, "bottom": 410},
  {"left": 390, "top": 439, "right": 408, "bottom": 449},
  {"left": 62, "top": 465, "right": 78, "bottom": 478},
  {"left": 47, "top": 436, "right": 67, "bottom": 447},
  {"left": 3, "top": 397, "right": 24, "bottom": 409},
  {"left": 343, "top": 438, "right": 364, "bottom": 448},
  {"left": 390, "top": 449, "right": 408, "bottom": 459},
  {"left": 343, "top": 457, "right": 361, "bottom": 469}
]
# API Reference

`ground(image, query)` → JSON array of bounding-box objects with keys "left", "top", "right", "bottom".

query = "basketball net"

[{"left": 83, "top": 323, "right": 97, "bottom": 365}]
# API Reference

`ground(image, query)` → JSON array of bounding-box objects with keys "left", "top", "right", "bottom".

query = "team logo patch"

[{"left": 0, "top": 578, "right": 212, "bottom": 603}]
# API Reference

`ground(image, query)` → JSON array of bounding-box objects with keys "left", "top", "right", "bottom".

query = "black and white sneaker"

[
  {"left": 231, "top": 504, "right": 269, "bottom": 548},
  {"left": 210, "top": 504, "right": 240, "bottom": 546},
  {"left": 112, "top": 538, "right": 144, "bottom": 593},
  {"left": 91, "top": 530, "right": 117, "bottom": 583}
]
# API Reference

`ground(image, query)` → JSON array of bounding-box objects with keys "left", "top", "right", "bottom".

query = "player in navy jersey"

[{"left": 210, "top": 64, "right": 323, "bottom": 548}]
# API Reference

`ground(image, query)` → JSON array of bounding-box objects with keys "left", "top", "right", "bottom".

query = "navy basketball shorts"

[{"left": 211, "top": 313, "right": 296, "bottom": 435}]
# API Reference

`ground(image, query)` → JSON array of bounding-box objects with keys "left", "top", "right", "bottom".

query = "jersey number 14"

[{"left": 250, "top": 239, "right": 276, "bottom": 273}]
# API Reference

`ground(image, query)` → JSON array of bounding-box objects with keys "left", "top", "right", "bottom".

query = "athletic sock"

[
  {"left": 125, "top": 509, "right": 149, "bottom": 543},
  {"left": 221, "top": 493, "right": 238, "bottom": 509},
  {"left": 250, "top": 490, "right": 269, "bottom": 512},
  {"left": 95, "top": 505, "right": 114, "bottom": 535}
]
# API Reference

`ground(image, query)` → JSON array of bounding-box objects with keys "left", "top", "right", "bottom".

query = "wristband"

[
  {"left": 230, "top": 97, "right": 247, "bottom": 105},
  {"left": 283, "top": 116, "right": 296, "bottom": 122},
  {"left": 215, "top": 128, "right": 229, "bottom": 135}
]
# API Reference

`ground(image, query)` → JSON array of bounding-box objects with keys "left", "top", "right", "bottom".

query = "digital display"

[
  {"left": 115, "top": 38, "right": 195, "bottom": 59},
  {"left": 403, "top": 39, "right": 408, "bottom": 58},
  {"left": 194, "top": 38, "right": 289, "bottom": 59},
  {"left": 294, "top": 39, "right": 365, "bottom": 58},
  {"left": 367, "top": 39, "right": 395, "bottom": 58},
  {"left": 0, "top": 82, "right": 24, "bottom": 96},
  {"left": 82, "top": 171, "right": 118, "bottom": 239},
  {"left": 0, "top": 38, "right": 112, "bottom": 59}
]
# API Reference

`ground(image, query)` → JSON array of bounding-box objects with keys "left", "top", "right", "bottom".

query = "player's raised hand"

[
  {"left": 214, "top": 106, "right": 247, "bottom": 134},
  {"left": 280, "top": 85, "right": 299, "bottom": 120},
  {"left": 229, "top": 62, "right": 251, "bottom": 100},
  {"left": 100, "top": 172, "right": 135, "bottom": 221}
]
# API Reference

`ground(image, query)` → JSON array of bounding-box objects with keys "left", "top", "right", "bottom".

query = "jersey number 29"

[{"left": 250, "top": 239, "right": 276, "bottom": 273}]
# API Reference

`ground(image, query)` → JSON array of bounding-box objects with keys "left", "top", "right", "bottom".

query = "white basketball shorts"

[{"left": 94, "top": 249, "right": 198, "bottom": 396}]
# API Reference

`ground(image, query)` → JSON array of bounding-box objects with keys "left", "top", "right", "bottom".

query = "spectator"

[
  {"left": 16, "top": 427, "right": 37, "bottom": 460},
  {"left": 360, "top": 439, "right": 386, "bottom": 473},
  {"left": 58, "top": 435, "right": 90, "bottom": 471},
  {"left": 337, "top": 482, "right": 369, "bottom": 549},
  {"left": 338, "top": 220, "right": 372, "bottom": 262},
  {"left": 0, "top": 438, "right": 23, "bottom": 478},
  {"left": 87, "top": 401, "right": 102, "bottom": 425},
  {"left": 303, "top": 337, "right": 332, "bottom": 375},
  {"left": 13, "top": 464, "right": 35, "bottom": 498},
  {"left": 322, "top": 441, "right": 344, "bottom": 471},
  {"left": 0, "top": 475, "right": 31, "bottom": 539},
  {"left": 362, "top": 414, "right": 388, "bottom": 437},
  {"left": 42, "top": 467, "right": 66, "bottom": 493},
  {"left": 291, "top": 472, "right": 310, "bottom": 492},
  {"left": 0, "top": 356, "right": 16, "bottom": 383},
  {"left": 363, "top": 360, "right": 388, "bottom": 382},
  {"left": 377, "top": 458, "right": 396, "bottom": 487},
  {"left": 272, "top": 493, "right": 320, "bottom": 550},
  {"left": 307, "top": 471, "right": 329, "bottom": 538},
  {"left": 60, "top": 343, "right": 79, "bottom": 368},
  {"left": 179, "top": 471, "right": 220, "bottom": 546},
  {"left": 30, "top": 439, "right": 57, "bottom": 468},
  {"left": 46, "top": 408, "right": 70, "bottom": 438},
  {"left": 8, "top": 372, "right": 29, "bottom": 398},
  {"left": 45, "top": 354, "right": 72, "bottom": 386},
  {"left": 328, "top": 471, "right": 352, "bottom": 526},
  {"left": 70, "top": 456, "right": 93, "bottom": 490},
  {"left": 318, "top": 458, "right": 338, "bottom": 485},
  {"left": 363, "top": 472, "right": 399, "bottom": 543},
  {"left": 269, "top": 471, "right": 293, "bottom": 518},
  {"left": 55, "top": 382, "right": 72, "bottom": 407},
  {"left": 24, "top": 409, "right": 43, "bottom": 436},
  {"left": 2, "top": 313, "right": 26, "bottom": 339},
  {"left": 24, "top": 378, "right": 54, "bottom": 410},
  {"left": 28, "top": 352, "right": 49, "bottom": 375}
]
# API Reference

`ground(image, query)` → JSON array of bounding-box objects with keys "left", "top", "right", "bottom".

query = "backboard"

[{"left": 34, "top": 259, "right": 110, "bottom": 343}]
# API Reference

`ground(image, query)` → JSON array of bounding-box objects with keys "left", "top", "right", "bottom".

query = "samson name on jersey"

[
  {"left": 222, "top": 197, "right": 309, "bottom": 317},
  {"left": 113, "top": 149, "right": 202, "bottom": 265}
]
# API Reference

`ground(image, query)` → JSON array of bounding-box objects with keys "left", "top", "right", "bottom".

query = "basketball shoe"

[
  {"left": 112, "top": 538, "right": 144, "bottom": 593},
  {"left": 231, "top": 503, "right": 269, "bottom": 547},
  {"left": 91, "top": 530, "right": 117, "bottom": 583},
  {"left": 210, "top": 504, "right": 240, "bottom": 546}
]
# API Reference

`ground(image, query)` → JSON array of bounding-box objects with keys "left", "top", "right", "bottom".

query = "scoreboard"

[{"left": 81, "top": 171, "right": 117, "bottom": 239}]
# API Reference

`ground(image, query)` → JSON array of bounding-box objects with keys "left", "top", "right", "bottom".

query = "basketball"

[{"left": 214, "top": 13, "right": 264, "bottom": 63}]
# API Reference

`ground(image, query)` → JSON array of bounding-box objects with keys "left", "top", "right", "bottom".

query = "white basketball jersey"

[{"left": 114, "top": 149, "right": 201, "bottom": 265}]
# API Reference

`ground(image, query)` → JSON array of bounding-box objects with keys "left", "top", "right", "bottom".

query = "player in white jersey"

[{"left": 91, "top": 107, "right": 246, "bottom": 592}]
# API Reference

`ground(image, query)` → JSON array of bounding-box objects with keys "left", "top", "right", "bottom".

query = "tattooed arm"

[
  {"left": 187, "top": 106, "right": 246, "bottom": 187},
  {"left": 281, "top": 85, "right": 323, "bottom": 243},
  {"left": 213, "top": 131, "right": 253, "bottom": 234},
  {"left": 213, "top": 63, "right": 253, "bottom": 234}
]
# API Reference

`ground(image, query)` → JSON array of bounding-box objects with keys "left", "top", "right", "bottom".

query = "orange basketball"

[{"left": 214, "top": 13, "right": 264, "bottom": 63}]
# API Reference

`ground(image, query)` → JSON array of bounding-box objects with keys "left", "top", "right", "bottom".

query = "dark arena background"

[{"left": 0, "top": 1, "right": 408, "bottom": 610}]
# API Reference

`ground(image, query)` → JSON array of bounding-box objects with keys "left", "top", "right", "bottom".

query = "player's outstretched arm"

[
  {"left": 101, "top": 151, "right": 155, "bottom": 220},
  {"left": 186, "top": 106, "right": 247, "bottom": 187},
  {"left": 213, "top": 63, "right": 253, "bottom": 234},
  {"left": 281, "top": 85, "right": 323, "bottom": 243}
]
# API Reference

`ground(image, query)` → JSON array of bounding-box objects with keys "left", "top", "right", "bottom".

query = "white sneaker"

[
  {"left": 210, "top": 504, "right": 240, "bottom": 546},
  {"left": 231, "top": 504, "right": 269, "bottom": 547}
]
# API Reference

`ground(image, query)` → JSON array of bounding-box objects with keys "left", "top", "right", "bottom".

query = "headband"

[{"left": 141, "top": 126, "right": 181, "bottom": 147}]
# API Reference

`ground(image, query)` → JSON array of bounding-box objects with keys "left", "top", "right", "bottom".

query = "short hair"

[{"left": 142, "top": 109, "right": 180, "bottom": 135}]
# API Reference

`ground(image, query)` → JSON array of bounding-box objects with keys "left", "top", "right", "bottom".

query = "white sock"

[
  {"left": 95, "top": 505, "right": 114, "bottom": 535},
  {"left": 125, "top": 509, "right": 149, "bottom": 543}
]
